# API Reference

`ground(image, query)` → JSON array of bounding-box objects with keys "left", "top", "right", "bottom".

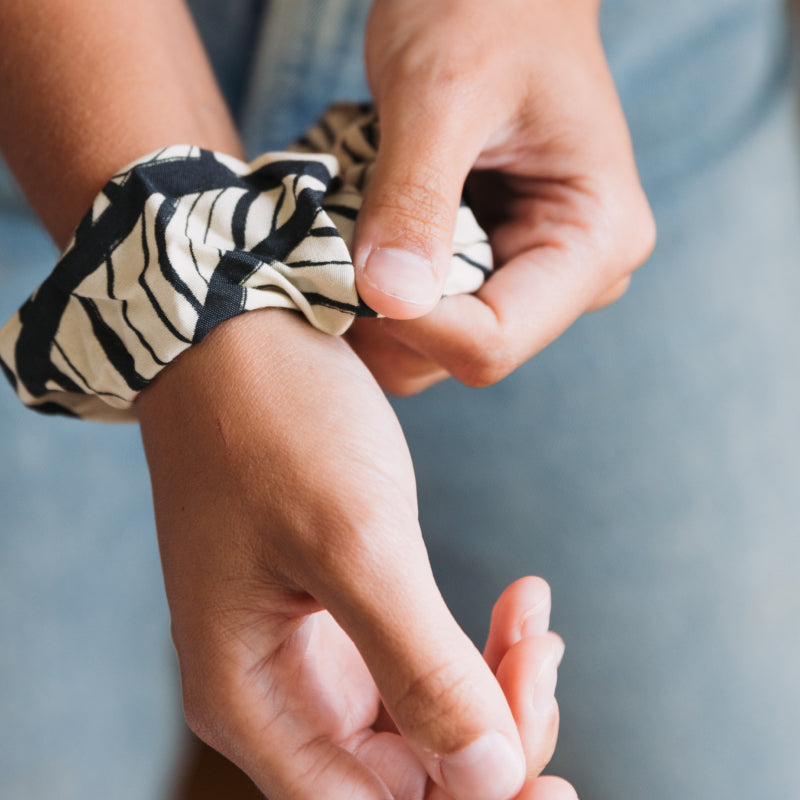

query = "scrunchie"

[{"left": 0, "top": 103, "right": 492, "bottom": 422}]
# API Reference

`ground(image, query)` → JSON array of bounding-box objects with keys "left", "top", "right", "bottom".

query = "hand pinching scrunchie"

[{"left": 0, "top": 103, "right": 492, "bottom": 422}]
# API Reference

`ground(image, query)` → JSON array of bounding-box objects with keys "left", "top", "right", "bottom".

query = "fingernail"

[
  {"left": 532, "top": 637, "right": 565, "bottom": 714},
  {"left": 361, "top": 247, "right": 439, "bottom": 306},
  {"left": 440, "top": 731, "right": 525, "bottom": 800}
]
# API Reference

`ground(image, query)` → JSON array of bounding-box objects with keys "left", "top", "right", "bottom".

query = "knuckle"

[
  {"left": 595, "top": 183, "right": 657, "bottom": 280},
  {"left": 455, "top": 342, "right": 515, "bottom": 389},
  {"left": 383, "top": 32, "right": 480, "bottom": 98},
  {"left": 393, "top": 661, "right": 477, "bottom": 749},
  {"left": 298, "top": 501, "right": 421, "bottom": 597},
  {"left": 370, "top": 173, "right": 454, "bottom": 247},
  {"left": 459, "top": 363, "right": 497, "bottom": 389}
]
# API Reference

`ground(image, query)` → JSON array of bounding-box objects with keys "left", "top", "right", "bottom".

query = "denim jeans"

[{"left": 1, "top": 1, "right": 798, "bottom": 797}]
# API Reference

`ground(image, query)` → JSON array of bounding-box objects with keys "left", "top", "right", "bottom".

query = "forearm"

[{"left": 0, "top": 0, "right": 242, "bottom": 247}]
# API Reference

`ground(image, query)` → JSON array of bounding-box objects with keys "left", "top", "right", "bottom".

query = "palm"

[
  {"left": 262, "top": 610, "right": 379, "bottom": 738},
  {"left": 251, "top": 607, "right": 429, "bottom": 797},
  {"left": 235, "top": 595, "right": 575, "bottom": 800}
]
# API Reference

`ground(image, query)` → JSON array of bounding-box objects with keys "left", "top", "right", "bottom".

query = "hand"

[
  {"left": 136, "top": 310, "right": 574, "bottom": 799},
  {"left": 482, "top": 577, "right": 576, "bottom": 800},
  {"left": 347, "top": 0, "right": 655, "bottom": 395}
]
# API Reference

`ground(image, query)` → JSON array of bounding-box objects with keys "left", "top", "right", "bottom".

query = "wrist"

[{"left": 1, "top": 106, "right": 493, "bottom": 422}]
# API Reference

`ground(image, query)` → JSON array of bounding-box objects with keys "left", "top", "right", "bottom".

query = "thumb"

[
  {"left": 353, "top": 94, "right": 483, "bottom": 319},
  {"left": 318, "top": 534, "right": 526, "bottom": 800}
]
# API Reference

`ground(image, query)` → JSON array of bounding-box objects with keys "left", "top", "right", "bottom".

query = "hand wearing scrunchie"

[{"left": 0, "top": 1, "right": 653, "bottom": 798}]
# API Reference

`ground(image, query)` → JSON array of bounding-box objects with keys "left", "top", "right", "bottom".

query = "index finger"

[{"left": 376, "top": 239, "right": 604, "bottom": 388}]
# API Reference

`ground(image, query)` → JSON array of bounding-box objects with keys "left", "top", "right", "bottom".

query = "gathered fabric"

[{"left": 0, "top": 104, "right": 492, "bottom": 422}]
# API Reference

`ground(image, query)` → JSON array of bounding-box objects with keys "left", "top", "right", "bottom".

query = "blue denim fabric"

[
  {"left": 1, "top": 1, "right": 798, "bottom": 797},
  {"left": 410, "top": 73, "right": 800, "bottom": 800},
  {"left": 238, "top": 0, "right": 371, "bottom": 154},
  {"left": 0, "top": 214, "right": 182, "bottom": 798},
  {"left": 406, "top": 7, "right": 800, "bottom": 798}
]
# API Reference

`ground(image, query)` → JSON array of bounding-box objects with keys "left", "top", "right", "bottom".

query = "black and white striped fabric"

[{"left": 0, "top": 103, "right": 492, "bottom": 422}]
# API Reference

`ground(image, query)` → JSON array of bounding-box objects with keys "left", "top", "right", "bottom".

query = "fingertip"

[
  {"left": 515, "top": 577, "right": 552, "bottom": 638},
  {"left": 485, "top": 577, "right": 552, "bottom": 670}
]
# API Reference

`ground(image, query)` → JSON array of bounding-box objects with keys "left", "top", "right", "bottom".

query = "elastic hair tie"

[{"left": 0, "top": 103, "right": 492, "bottom": 422}]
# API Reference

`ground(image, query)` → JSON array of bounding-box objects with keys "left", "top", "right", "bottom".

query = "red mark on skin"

[{"left": 215, "top": 417, "right": 230, "bottom": 453}]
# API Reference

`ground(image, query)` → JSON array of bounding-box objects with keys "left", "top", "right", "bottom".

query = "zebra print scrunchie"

[{"left": 0, "top": 103, "right": 492, "bottom": 422}]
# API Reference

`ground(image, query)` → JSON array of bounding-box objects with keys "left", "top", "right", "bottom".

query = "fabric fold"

[{"left": 0, "top": 104, "right": 493, "bottom": 422}]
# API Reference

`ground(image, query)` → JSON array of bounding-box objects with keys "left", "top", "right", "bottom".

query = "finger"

[
  {"left": 520, "top": 776, "right": 579, "bottom": 800},
  {"left": 187, "top": 682, "right": 396, "bottom": 800},
  {"left": 180, "top": 613, "right": 398, "bottom": 800},
  {"left": 375, "top": 182, "right": 654, "bottom": 387},
  {"left": 429, "top": 621, "right": 568, "bottom": 800},
  {"left": 249, "top": 734, "right": 393, "bottom": 800},
  {"left": 496, "top": 633, "right": 566, "bottom": 780},
  {"left": 316, "top": 532, "right": 527, "bottom": 800},
  {"left": 346, "top": 318, "right": 450, "bottom": 396},
  {"left": 352, "top": 81, "right": 487, "bottom": 319},
  {"left": 483, "top": 576, "right": 552, "bottom": 673},
  {"left": 368, "top": 239, "right": 618, "bottom": 389},
  {"left": 586, "top": 275, "right": 631, "bottom": 311},
  {"left": 425, "top": 578, "right": 554, "bottom": 800},
  {"left": 456, "top": 180, "right": 653, "bottom": 381},
  {"left": 354, "top": 731, "right": 429, "bottom": 800},
  {"left": 428, "top": 736, "right": 578, "bottom": 800}
]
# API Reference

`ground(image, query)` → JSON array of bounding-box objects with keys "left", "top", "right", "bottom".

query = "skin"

[
  {"left": 0, "top": 0, "right": 652, "bottom": 796},
  {"left": 349, "top": 0, "right": 656, "bottom": 394},
  {"left": 136, "top": 309, "right": 573, "bottom": 799}
]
